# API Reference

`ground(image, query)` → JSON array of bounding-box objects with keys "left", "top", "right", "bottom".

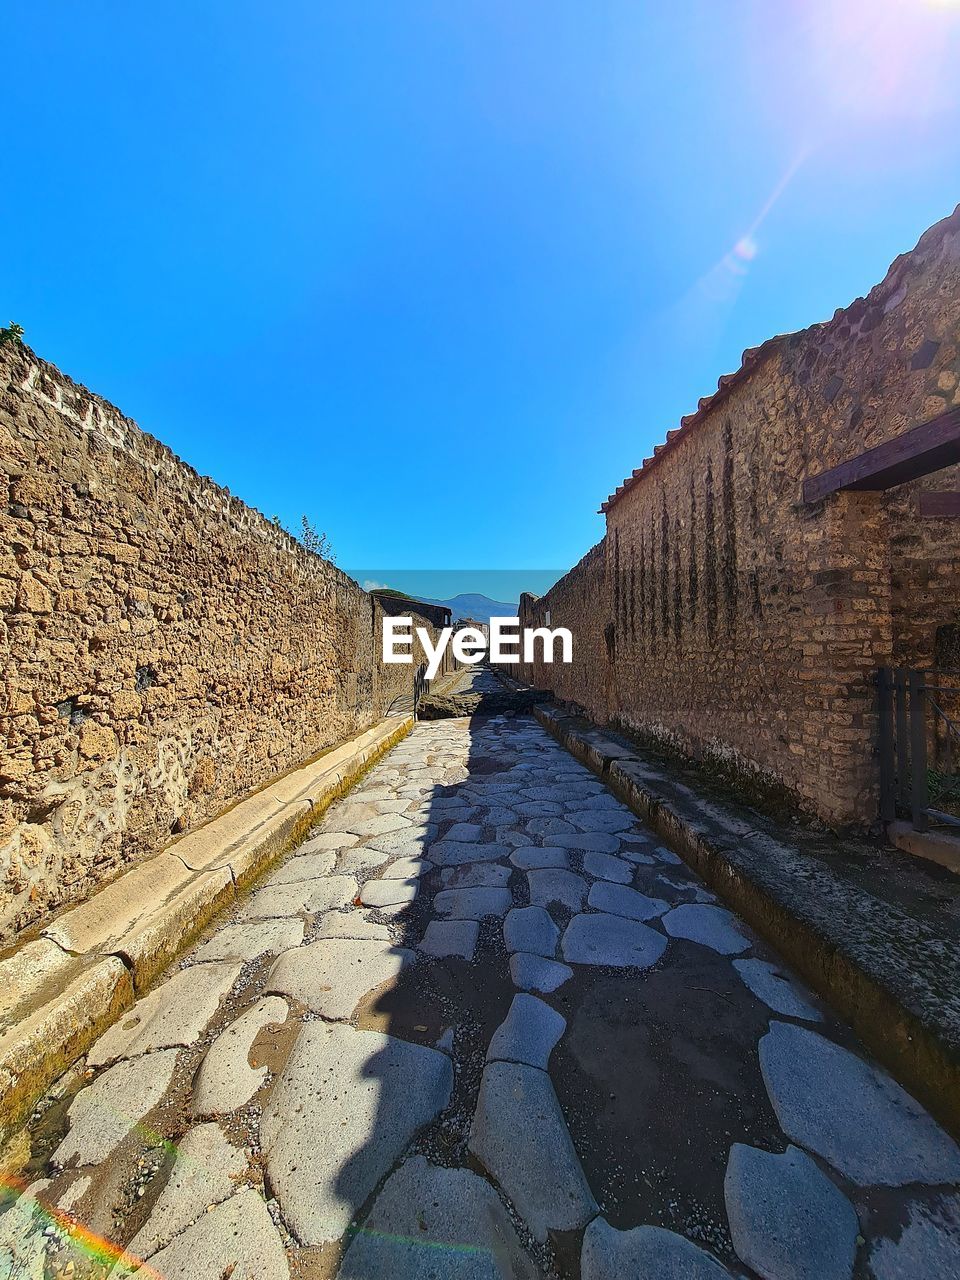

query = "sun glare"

[{"left": 802, "top": 0, "right": 960, "bottom": 124}]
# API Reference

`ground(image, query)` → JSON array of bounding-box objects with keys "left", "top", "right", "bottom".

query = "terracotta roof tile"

[{"left": 599, "top": 203, "right": 960, "bottom": 516}]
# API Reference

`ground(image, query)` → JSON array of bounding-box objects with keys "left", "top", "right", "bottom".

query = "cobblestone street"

[{"left": 4, "top": 675, "right": 960, "bottom": 1278}]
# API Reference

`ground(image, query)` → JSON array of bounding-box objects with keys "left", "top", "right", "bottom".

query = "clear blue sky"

[{"left": 4, "top": 2, "right": 960, "bottom": 587}]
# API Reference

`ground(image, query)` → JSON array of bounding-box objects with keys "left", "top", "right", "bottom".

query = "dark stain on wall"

[
  {"left": 688, "top": 476, "right": 699, "bottom": 627},
  {"left": 722, "top": 419, "right": 738, "bottom": 630},
  {"left": 704, "top": 457, "right": 718, "bottom": 643}
]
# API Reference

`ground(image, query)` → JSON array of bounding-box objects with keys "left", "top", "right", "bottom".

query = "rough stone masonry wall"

[
  {"left": 514, "top": 542, "right": 611, "bottom": 722},
  {"left": 510, "top": 207, "right": 960, "bottom": 827},
  {"left": 0, "top": 344, "right": 441, "bottom": 939}
]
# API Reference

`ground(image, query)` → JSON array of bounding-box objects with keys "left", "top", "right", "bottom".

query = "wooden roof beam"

[{"left": 802, "top": 406, "right": 960, "bottom": 504}]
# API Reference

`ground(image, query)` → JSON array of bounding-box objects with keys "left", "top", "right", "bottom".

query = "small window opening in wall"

[
  {"left": 544, "top": 609, "right": 551, "bottom": 626},
  {"left": 136, "top": 664, "right": 158, "bottom": 693},
  {"left": 56, "top": 697, "right": 87, "bottom": 726}
]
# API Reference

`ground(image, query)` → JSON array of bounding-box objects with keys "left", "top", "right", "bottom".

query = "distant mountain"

[{"left": 422, "top": 592, "right": 519, "bottom": 623}]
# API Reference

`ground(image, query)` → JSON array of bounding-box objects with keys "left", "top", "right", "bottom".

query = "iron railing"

[{"left": 879, "top": 667, "right": 960, "bottom": 831}]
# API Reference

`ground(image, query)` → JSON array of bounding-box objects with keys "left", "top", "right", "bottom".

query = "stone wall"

[
  {"left": 506, "top": 207, "right": 960, "bottom": 827},
  {"left": 0, "top": 344, "right": 444, "bottom": 939},
  {"left": 514, "top": 543, "right": 611, "bottom": 722}
]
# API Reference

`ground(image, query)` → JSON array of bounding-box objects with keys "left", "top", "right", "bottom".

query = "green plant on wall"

[
  {"left": 0, "top": 322, "right": 24, "bottom": 347},
  {"left": 300, "top": 515, "right": 336, "bottom": 564}
]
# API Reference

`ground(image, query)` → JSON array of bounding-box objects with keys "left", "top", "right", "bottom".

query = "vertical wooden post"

[
  {"left": 895, "top": 668, "right": 910, "bottom": 809},
  {"left": 909, "top": 669, "right": 929, "bottom": 832},
  {"left": 878, "top": 668, "right": 895, "bottom": 822}
]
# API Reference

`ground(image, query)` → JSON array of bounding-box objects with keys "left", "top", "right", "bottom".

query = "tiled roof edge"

[{"left": 600, "top": 203, "right": 960, "bottom": 514}]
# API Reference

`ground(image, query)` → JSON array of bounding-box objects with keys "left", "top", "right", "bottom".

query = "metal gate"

[{"left": 878, "top": 667, "right": 960, "bottom": 831}]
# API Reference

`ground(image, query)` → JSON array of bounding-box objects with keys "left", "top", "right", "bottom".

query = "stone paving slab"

[
  {"left": 433, "top": 887, "right": 513, "bottom": 920},
  {"left": 569, "top": 811, "right": 637, "bottom": 834},
  {"left": 760, "top": 1021, "right": 960, "bottom": 1186},
  {"left": 515, "top": 800, "right": 565, "bottom": 817},
  {"left": 298, "top": 832, "right": 360, "bottom": 854},
  {"left": 561, "top": 911, "right": 668, "bottom": 968},
  {"left": 484, "top": 805, "right": 523, "bottom": 825},
  {"left": 509, "top": 952, "right": 573, "bottom": 994},
  {"left": 663, "top": 904, "right": 751, "bottom": 954},
  {"left": 338, "top": 846, "right": 390, "bottom": 876},
  {"left": 733, "top": 958, "right": 823, "bottom": 1022},
  {"left": 419, "top": 919, "right": 480, "bottom": 959},
  {"left": 501, "top": 828, "right": 535, "bottom": 849},
  {"left": 88, "top": 961, "right": 241, "bottom": 1067},
  {"left": 266, "top": 938, "right": 414, "bottom": 1020},
  {"left": 124, "top": 1122, "right": 248, "bottom": 1259},
  {"left": 261, "top": 849, "right": 337, "bottom": 884},
  {"left": 510, "top": 847, "right": 571, "bottom": 871},
  {"left": 550, "top": 831, "right": 621, "bottom": 854},
  {"left": 338, "top": 1154, "right": 541, "bottom": 1279},
  {"left": 487, "top": 994, "right": 566, "bottom": 1069},
  {"left": 430, "top": 796, "right": 477, "bottom": 814},
  {"left": 340, "top": 812, "right": 411, "bottom": 838},
  {"left": 380, "top": 856, "right": 434, "bottom": 880},
  {"left": 439, "top": 862, "right": 512, "bottom": 888},
  {"left": 587, "top": 881, "right": 669, "bottom": 922},
  {"left": 654, "top": 872, "right": 716, "bottom": 901},
  {"left": 314, "top": 910, "right": 392, "bottom": 941},
  {"left": 53, "top": 1048, "right": 180, "bottom": 1167},
  {"left": 429, "top": 840, "right": 511, "bottom": 867},
  {"left": 525, "top": 784, "right": 603, "bottom": 802},
  {"left": 360, "top": 877, "right": 420, "bottom": 908},
  {"left": 527, "top": 868, "right": 588, "bottom": 912},
  {"left": 525, "top": 817, "right": 575, "bottom": 838},
  {"left": 504, "top": 906, "right": 559, "bottom": 958},
  {"left": 724, "top": 1142, "right": 859, "bottom": 1280},
  {"left": 262, "top": 1023, "right": 453, "bottom": 1244},
  {"left": 238, "top": 874, "right": 358, "bottom": 920},
  {"left": 444, "top": 822, "right": 484, "bottom": 841},
  {"left": 581, "top": 1219, "right": 733, "bottom": 1279},
  {"left": 469, "top": 1060, "right": 597, "bottom": 1242},
  {"left": 370, "top": 797, "right": 411, "bottom": 813},
  {"left": 582, "top": 850, "right": 633, "bottom": 882},
  {"left": 650, "top": 844, "right": 682, "bottom": 865},
  {"left": 193, "top": 918, "right": 304, "bottom": 962},
  {"left": 131, "top": 1187, "right": 290, "bottom": 1278},
  {"left": 191, "top": 996, "right": 289, "bottom": 1116},
  {"left": 367, "top": 826, "right": 439, "bottom": 856},
  {"left": 572, "top": 793, "right": 627, "bottom": 812},
  {"left": 619, "top": 846, "right": 658, "bottom": 865},
  {"left": 865, "top": 1196, "right": 960, "bottom": 1279}
]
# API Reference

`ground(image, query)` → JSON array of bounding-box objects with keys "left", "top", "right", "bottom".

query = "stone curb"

[
  {"left": 0, "top": 713, "right": 412, "bottom": 1165},
  {"left": 530, "top": 701, "right": 960, "bottom": 1140}
]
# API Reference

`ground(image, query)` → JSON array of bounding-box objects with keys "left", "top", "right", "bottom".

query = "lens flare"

[{"left": 0, "top": 1172, "right": 165, "bottom": 1276}]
